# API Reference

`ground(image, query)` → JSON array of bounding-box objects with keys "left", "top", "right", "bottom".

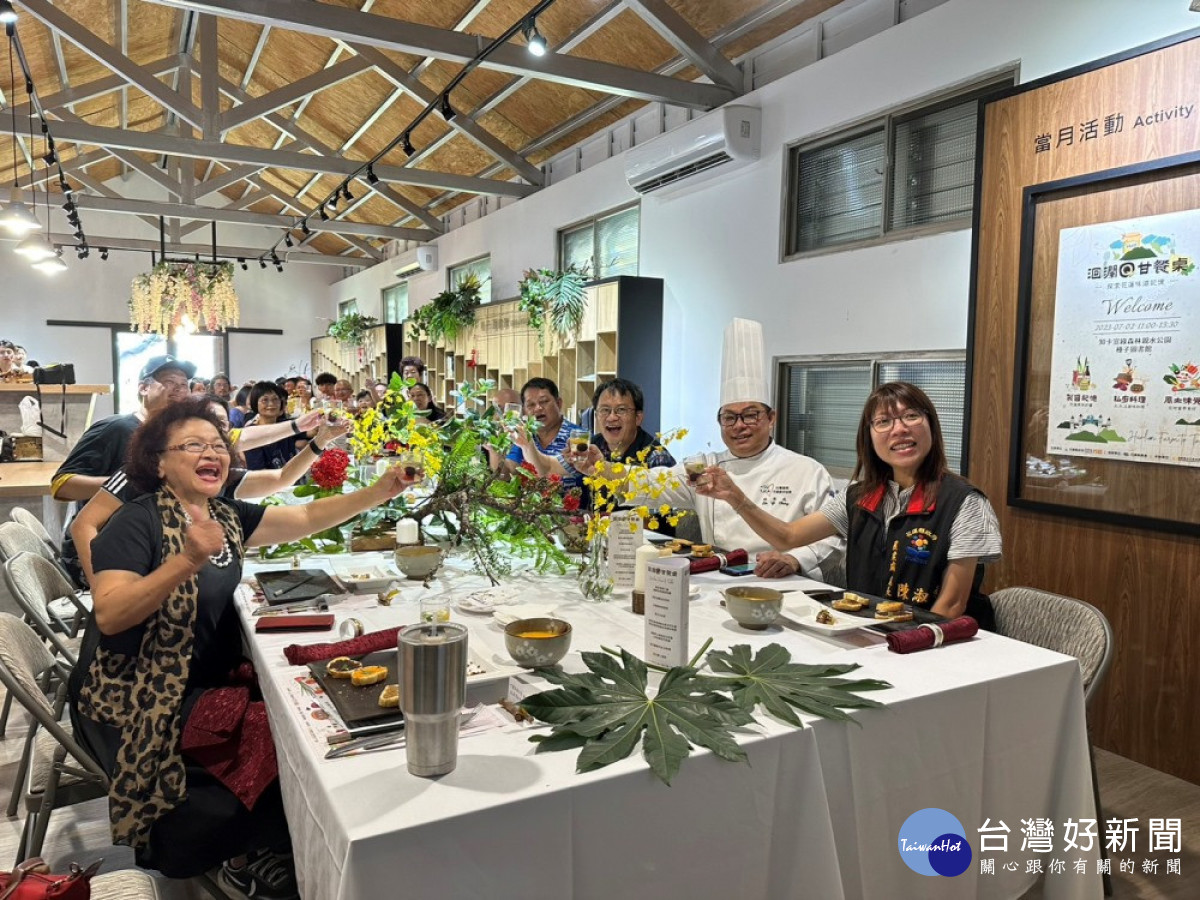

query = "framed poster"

[{"left": 1009, "top": 152, "right": 1200, "bottom": 535}]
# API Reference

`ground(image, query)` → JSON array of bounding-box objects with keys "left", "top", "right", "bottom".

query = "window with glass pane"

[
  {"left": 558, "top": 205, "right": 639, "bottom": 278},
  {"left": 777, "top": 355, "right": 967, "bottom": 475},
  {"left": 448, "top": 256, "right": 491, "bottom": 304},
  {"left": 785, "top": 76, "right": 1010, "bottom": 256},
  {"left": 791, "top": 129, "right": 885, "bottom": 252},
  {"left": 382, "top": 283, "right": 408, "bottom": 323},
  {"left": 338, "top": 299, "right": 358, "bottom": 317},
  {"left": 781, "top": 363, "right": 872, "bottom": 474},
  {"left": 595, "top": 206, "right": 639, "bottom": 277},
  {"left": 561, "top": 224, "right": 594, "bottom": 274},
  {"left": 890, "top": 98, "right": 979, "bottom": 231}
]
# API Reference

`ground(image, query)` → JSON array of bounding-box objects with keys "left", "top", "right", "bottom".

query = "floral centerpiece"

[{"left": 130, "top": 261, "right": 239, "bottom": 334}]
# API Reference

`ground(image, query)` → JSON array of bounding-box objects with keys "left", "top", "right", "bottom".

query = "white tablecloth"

[{"left": 240, "top": 555, "right": 1102, "bottom": 900}]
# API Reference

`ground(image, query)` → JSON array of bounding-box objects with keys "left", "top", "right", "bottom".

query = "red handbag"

[{"left": 0, "top": 858, "right": 101, "bottom": 900}]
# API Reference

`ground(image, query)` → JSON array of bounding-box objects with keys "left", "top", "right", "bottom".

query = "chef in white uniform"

[{"left": 625, "top": 319, "right": 845, "bottom": 581}]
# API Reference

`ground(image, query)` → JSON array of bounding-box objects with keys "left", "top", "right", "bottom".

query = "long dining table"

[{"left": 238, "top": 552, "right": 1103, "bottom": 900}]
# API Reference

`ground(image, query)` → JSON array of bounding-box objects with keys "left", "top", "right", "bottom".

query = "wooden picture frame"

[{"left": 1008, "top": 151, "right": 1200, "bottom": 535}]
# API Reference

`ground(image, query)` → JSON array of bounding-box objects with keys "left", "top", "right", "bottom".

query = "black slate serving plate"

[
  {"left": 258, "top": 569, "right": 343, "bottom": 606},
  {"left": 308, "top": 649, "right": 403, "bottom": 727},
  {"left": 805, "top": 589, "right": 945, "bottom": 634}
]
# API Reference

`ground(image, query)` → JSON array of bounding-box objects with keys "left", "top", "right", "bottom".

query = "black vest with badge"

[{"left": 845, "top": 474, "right": 994, "bottom": 631}]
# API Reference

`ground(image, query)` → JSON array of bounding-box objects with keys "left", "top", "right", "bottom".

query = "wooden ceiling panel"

[
  {"left": 569, "top": 8, "right": 677, "bottom": 69},
  {"left": 247, "top": 29, "right": 343, "bottom": 98},
  {"left": 414, "top": 132, "right": 496, "bottom": 179},
  {"left": 370, "top": 0, "right": 489, "bottom": 32},
  {"left": 491, "top": 78, "right": 606, "bottom": 141},
  {"left": 672, "top": 0, "right": 774, "bottom": 37},
  {"left": 124, "top": 0, "right": 179, "bottom": 62}
]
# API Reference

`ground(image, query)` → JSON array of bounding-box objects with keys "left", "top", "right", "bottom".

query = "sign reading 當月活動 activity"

[{"left": 1047, "top": 208, "right": 1200, "bottom": 467}]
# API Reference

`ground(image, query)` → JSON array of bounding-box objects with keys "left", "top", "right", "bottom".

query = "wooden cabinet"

[
  {"left": 310, "top": 324, "right": 405, "bottom": 390},
  {"left": 401, "top": 276, "right": 663, "bottom": 431}
]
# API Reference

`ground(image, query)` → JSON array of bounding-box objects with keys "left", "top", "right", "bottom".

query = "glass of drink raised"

[
  {"left": 684, "top": 454, "right": 708, "bottom": 486},
  {"left": 568, "top": 428, "right": 590, "bottom": 457}
]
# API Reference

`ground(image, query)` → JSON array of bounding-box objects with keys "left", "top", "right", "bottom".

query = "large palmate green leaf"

[
  {"left": 703, "top": 644, "right": 891, "bottom": 727},
  {"left": 520, "top": 644, "right": 892, "bottom": 783},
  {"left": 523, "top": 648, "right": 754, "bottom": 785}
]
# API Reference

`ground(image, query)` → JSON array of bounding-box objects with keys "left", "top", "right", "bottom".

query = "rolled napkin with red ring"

[
  {"left": 284, "top": 626, "right": 402, "bottom": 666},
  {"left": 886, "top": 616, "right": 978, "bottom": 654},
  {"left": 690, "top": 548, "right": 748, "bottom": 574}
]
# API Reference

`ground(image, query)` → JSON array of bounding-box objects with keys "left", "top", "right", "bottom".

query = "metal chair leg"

[
  {"left": 7, "top": 729, "right": 34, "bottom": 817},
  {"left": 0, "top": 692, "right": 12, "bottom": 738}
]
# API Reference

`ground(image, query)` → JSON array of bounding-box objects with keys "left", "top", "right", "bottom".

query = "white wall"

[
  {"left": 333, "top": 0, "right": 1198, "bottom": 450},
  {"left": 1, "top": 183, "right": 339, "bottom": 418}
]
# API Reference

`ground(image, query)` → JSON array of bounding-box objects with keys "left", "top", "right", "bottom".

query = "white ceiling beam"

[
  {"left": 64, "top": 169, "right": 167, "bottom": 233},
  {"left": 20, "top": 0, "right": 206, "bottom": 130},
  {"left": 623, "top": 0, "right": 743, "bottom": 93},
  {"left": 2, "top": 117, "right": 535, "bottom": 197},
  {"left": 13, "top": 187, "right": 434, "bottom": 242},
  {"left": 50, "top": 31, "right": 71, "bottom": 89},
  {"left": 46, "top": 231, "right": 370, "bottom": 267},
  {"left": 218, "top": 57, "right": 372, "bottom": 136},
  {"left": 240, "top": 23, "right": 271, "bottom": 90},
  {"left": 142, "top": 0, "right": 735, "bottom": 109}
]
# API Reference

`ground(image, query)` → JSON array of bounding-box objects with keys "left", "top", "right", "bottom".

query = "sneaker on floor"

[{"left": 218, "top": 851, "right": 299, "bottom": 900}]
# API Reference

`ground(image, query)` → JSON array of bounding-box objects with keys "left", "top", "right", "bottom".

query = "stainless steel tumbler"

[{"left": 398, "top": 621, "right": 468, "bottom": 776}]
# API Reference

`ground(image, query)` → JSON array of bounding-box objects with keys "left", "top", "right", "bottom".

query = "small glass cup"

[
  {"left": 684, "top": 454, "right": 708, "bottom": 486},
  {"left": 420, "top": 595, "right": 451, "bottom": 624},
  {"left": 568, "top": 428, "right": 590, "bottom": 457},
  {"left": 398, "top": 451, "right": 425, "bottom": 481}
]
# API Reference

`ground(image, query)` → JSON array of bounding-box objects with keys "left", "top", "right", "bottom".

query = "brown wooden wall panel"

[{"left": 971, "top": 33, "right": 1200, "bottom": 784}]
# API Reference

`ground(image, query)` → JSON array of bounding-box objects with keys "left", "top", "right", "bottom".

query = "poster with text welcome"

[{"left": 1047, "top": 208, "right": 1200, "bottom": 468}]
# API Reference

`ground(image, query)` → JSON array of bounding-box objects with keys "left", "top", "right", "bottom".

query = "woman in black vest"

[{"left": 697, "top": 382, "right": 999, "bottom": 628}]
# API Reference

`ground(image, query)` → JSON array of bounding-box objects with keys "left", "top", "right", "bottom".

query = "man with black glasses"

[{"left": 606, "top": 320, "right": 844, "bottom": 581}]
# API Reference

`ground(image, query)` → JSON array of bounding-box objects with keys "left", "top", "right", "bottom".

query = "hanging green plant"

[
  {"left": 517, "top": 264, "right": 589, "bottom": 338},
  {"left": 409, "top": 272, "right": 483, "bottom": 344},
  {"left": 520, "top": 642, "right": 891, "bottom": 784},
  {"left": 326, "top": 311, "right": 378, "bottom": 347}
]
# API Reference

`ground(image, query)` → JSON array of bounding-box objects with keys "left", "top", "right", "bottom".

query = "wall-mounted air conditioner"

[
  {"left": 394, "top": 244, "right": 438, "bottom": 277},
  {"left": 625, "top": 105, "right": 760, "bottom": 197}
]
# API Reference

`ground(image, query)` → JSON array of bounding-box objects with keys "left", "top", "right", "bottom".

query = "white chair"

[
  {"left": 9, "top": 508, "right": 60, "bottom": 560},
  {"left": 0, "top": 613, "right": 108, "bottom": 866},
  {"left": 0, "top": 525, "right": 90, "bottom": 637},
  {"left": 990, "top": 587, "right": 1115, "bottom": 896}
]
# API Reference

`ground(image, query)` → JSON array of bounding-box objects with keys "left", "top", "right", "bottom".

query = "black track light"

[
  {"left": 99, "top": 248, "right": 109, "bottom": 261},
  {"left": 342, "top": 184, "right": 353, "bottom": 202},
  {"left": 61, "top": 199, "right": 73, "bottom": 212},
  {"left": 238, "top": 257, "right": 247, "bottom": 270},
  {"left": 284, "top": 232, "right": 293, "bottom": 248},
  {"left": 300, "top": 219, "right": 311, "bottom": 235},
  {"left": 366, "top": 165, "right": 379, "bottom": 185},
  {"left": 259, "top": 258, "right": 267, "bottom": 269},
  {"left": 0, "top": 2, "right": 17, "bottom": 26},
  {"left": 43, "top": 150, "right": 56, "bottom": 165},
  {"left": 327, "top": 194, "right": 338, "bottom": 211},
  {"left": 439, "top": 93, "right": 455, "bottom": 121},
  {"left": 318, "top": 206, "right": 328, "bottom": 221},
  {"left": 402, "top": 133, "right": 415, "bottom": 156},
  {"left": 523, "top": 19, "right": 546, "bottom": 56},
  {"left": 275, "top": 261, "right": 284, "bottom": 273}
]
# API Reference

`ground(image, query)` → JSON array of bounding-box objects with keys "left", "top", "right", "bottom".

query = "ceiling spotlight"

[
  {"left": 341, "top": 184, "right": 353, "bottom": 202},
  {"left": 439, "top": 94, "right": 455, "bottom": 122},
  {"left": 0, "top": 2, "right": 18, "bottom": 25},
  {"left": 259, "top": 258, "right": 267, "bottom": 269},
  {"left": 238, "top": 257, "right": 247, "bottom": 270},
  {"left": 274, "top": 261, "right": 284, "bottom": 273},
  {"left": 318, "top": 206, "right": 328, "bottom": 221},
  {"left": 76, "top": 245, "right": 89, "bottom": 259},
  {"left": 523, "top": 19, "right": 547, "bottom": 56},
  {"left": 402, "top": 133, "right": 415, "bottom": 156},
  {"left": 61, "top": 200, "right": 73, "bottom": 212},
  {"left": 300, "top": 219, "right": 311, "bottom": 235},
  {"left": 284, "top": 232, "right": 293, "bottom": 248},
  {"left": 99, "top": 248, "right": 109, "bottom": 261},
  {"left": 366, "top": 165, "right": 379, "bottom": 185}
]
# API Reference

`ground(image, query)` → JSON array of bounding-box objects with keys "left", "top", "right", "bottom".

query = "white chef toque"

[{"left": 719, "top": 318, "right": 770, "bottom": 407}]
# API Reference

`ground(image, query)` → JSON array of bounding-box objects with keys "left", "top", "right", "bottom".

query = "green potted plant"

[
  {"left": 409, "top": 273, "right": 483, "bottom": 343},
  {"left": 517, "top": 264, "right": 590, "bottom": 339},
  {"left": 327, "top": 311, "right": 379, "bottom": 347}
]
